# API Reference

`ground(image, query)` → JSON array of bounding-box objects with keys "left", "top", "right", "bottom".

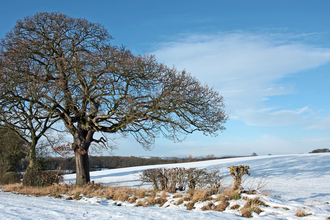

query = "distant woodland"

[{"left": 16, "top": 156, "right": 238, "bottom": 172}]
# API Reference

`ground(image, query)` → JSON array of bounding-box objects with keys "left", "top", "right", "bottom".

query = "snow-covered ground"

[{"left": 1, "top": 153, "right": 330, "bottom": 219}]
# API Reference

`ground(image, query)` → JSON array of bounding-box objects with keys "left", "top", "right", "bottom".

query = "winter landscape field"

[{"left": 1, "top": 153, "right": 330, "bottom": 219}]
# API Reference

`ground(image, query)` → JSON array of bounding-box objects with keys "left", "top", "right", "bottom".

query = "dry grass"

[
  {"left": 161, "top": 191, "right": 169, "bottom": 198},
  {"left": 191, "top": 189, "right": 211, "bottom": 202},
  {"left": 146, "top": 196, "right": 157, "bottom": 205},
  {"left": 274, "top": 206, "right": 290, "bottom": 210},
  {"left": 201, "top": 202, "right": 214, "bottom": 211},
  {"left": 262, "top": 190, "right": 271, "bottom": 197},
  {"left": 243, "top": 174, "right": 268, "bottom": 195},
  {"left": 149, "top": 190, "right": 158, "bottom": 198},
  {"left": 2, "top": 182, "right": 147, "bottom": 203},
  {"left": 231, "top": 204, "right": 240, "bottom": 210},
  {"left": 183, "top": 196, "right": 191, "bottom": 201},
  {"left": 215, "top": 194, "right": 229, "bottom": 202},
  {"left": 295, "top": 208, "right": 312, "bottom": 217},
  {"left": 213, "top": 201, "right": 229, "bottom": 211},
  {"left": 1, "top": 177, "right": 275, "bottom": 216},
  {"left": 173, "top": 193, "right": 183, "bottom": 198},
  {"left": 128, "top": 196, "right": 138, "bottom": 203},
  {"left": 241, "top": 197, "right": 266, "bottom": 218},
  {"left": 245, "top": 197, "right": 268, "bottom": 207},
  {"left": 135, "top": 200, "right": 147, "bottom": 207},
  {"left": 217, "top": 188, "right": 241, "bottom": 201},
  {"left": 135, "top": 189, "right": 147, "bottom": 198},
  {"left": 176, "top": 198, "right": 184, "bottom": 205},
  {"left": 186, "top": 202, "right": 196, "bottom": 210},
  {"left": 307, "top": 200, "right": 319, "bottom": 207},
  {"left": 154, "top": 197, "right": 167, "bottom": 207}
]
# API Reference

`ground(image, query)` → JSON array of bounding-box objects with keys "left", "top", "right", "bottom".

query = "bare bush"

[
  {"left": 140, "top": 169, "right": 161, "bottom": 190},
  {"left": 139, "top": 167, "right": 223, "bottom": 192},
  {"left": 23, "top": 166, "right": 63, "bottom": 187},
  {"left": 186, "top": 168, "right": 208, "bottom": 190},
  {"left": 200, "top": 167, "right": 223, "bottom": 194}
]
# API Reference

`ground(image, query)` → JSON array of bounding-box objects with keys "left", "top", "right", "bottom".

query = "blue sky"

[{"left": 1, "top": 1, "right": 330, "bottom": 157}]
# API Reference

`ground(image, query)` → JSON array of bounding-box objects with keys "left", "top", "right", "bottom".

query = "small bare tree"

[
  {"left": 228, "top": 165, "right": 250, "bottom": 191},
  {"left": 0, "top": 72, "right": 60, "bottom": 172}
]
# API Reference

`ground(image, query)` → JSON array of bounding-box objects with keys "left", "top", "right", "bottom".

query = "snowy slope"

[
  {"left": 65, "top": 153, "right": 330, "bottom": 202},
  {"left": 1, "top": 153, "right": 330, "bottom": 219}
]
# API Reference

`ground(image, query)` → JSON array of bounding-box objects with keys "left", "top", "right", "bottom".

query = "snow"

[{"left": 1, "top": 153, "right": 330, "bottom": 219}]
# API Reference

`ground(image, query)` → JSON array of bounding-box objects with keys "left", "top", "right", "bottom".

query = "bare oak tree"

[{"left": 0, "top": 12, "right": 228, "bottom": 185}]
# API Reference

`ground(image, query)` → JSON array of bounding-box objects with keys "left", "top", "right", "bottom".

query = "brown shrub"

[
  {"left": 1, "top": 172, "right": 20, "bottom": 184},
  {"left": 23, "top": 167, "right": 63, "bottom": 187}
]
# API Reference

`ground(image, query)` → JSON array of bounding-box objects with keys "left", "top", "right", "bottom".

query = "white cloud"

[
  {"left": 240, "top": 106, "right": 312, "bottom": 127},
  {"left": 151, "top": 32, "right": 330, "bottom": 127},
  {"left": 306, "top": 116, "right": 330, "bottom": 130}
]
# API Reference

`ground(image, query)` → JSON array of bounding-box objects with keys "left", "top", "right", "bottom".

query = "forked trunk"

[{"left": 75, "top": 151, "right": 90, "bottom": 185}]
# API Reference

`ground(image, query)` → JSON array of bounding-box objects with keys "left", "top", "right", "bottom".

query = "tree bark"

[
  {"left": 75, "top": 151, "right": 90, "bottom": 185},
  {"left": 28, "top": 140, "right": 37, "bottom": 169},
  {"left": 73, "top": 128, "right": 93, "bottom": 185}
]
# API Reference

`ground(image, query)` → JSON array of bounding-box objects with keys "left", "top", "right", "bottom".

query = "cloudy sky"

[{"left": 1, "top": 1, "right": 330, "bottom": 157}]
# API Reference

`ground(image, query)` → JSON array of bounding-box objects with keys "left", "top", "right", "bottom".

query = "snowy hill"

[{"left": 1, "top": 153, "right": 330, "bottom": 219}]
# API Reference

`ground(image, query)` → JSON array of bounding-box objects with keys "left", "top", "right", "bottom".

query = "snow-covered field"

[{"left": 1, "top": 153, "right": 330, "bottom": 219}]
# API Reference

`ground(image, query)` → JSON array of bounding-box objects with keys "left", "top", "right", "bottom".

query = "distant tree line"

[
  {"left": 309, "top": 148, "right": 330, "bottom": 153},
  {"left": 15, "top": 156, "right": 239, "bottom": 172}
]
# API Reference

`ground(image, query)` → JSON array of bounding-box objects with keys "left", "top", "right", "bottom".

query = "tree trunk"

[
  {"left": 75, "top": 151, "right": 90, "bottom": 185},
  {"left": 73, "top": 128, "right": 94, "bottom": 185},
  {"left": 28, "top": 141, "right": 37, "bottom": 169}
]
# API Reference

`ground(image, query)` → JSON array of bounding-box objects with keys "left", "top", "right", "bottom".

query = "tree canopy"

[{"left": 0, "top": 12, "right": 228, "bottom": 185}]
